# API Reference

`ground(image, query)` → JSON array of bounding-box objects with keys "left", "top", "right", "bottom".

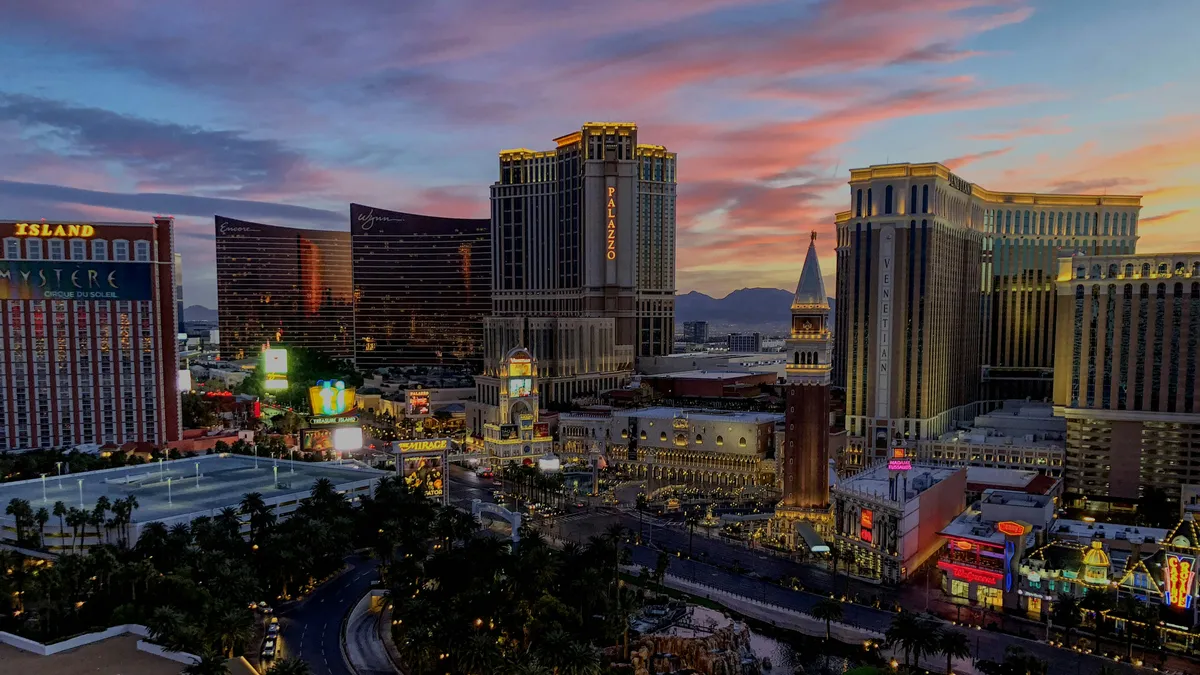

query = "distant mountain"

[
  {"left": 675, "top": 288, "right": 835, "bottom": 334},
  {"left": 184, "top": 305, "right": 218, "bottom": 322}
]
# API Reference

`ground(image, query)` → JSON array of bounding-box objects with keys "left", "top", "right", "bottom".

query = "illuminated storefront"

[{"left": 476, "top": 348, "right": 552, "bottom": 467}]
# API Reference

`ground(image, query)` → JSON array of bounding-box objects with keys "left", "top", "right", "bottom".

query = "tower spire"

[{"left": 792, "top": 232, "right": 829, "bottom": 310}]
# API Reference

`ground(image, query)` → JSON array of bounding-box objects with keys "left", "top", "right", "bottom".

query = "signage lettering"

[
  {"left": 875, "top": 227, "right": 894, "bottom": 419},
  {"left": 887, "top": 459, "right": 912, "bottom": 471},
  {"left": 0, "top": 261, "right": 153, "bottom": 301},
  {"left": 938, "top": 560, "right": 1003, "bottom": 586},
  {"left": 1165, "top": 554, "right": 1195, "bottom": 609},
  {"left": 394, "top": 438, "right": 452, "bottom": 453},
  {"left": 218, "top": 221, "right": 258, "bottom": 236},
  {"left": 14, "top": 223, "right": 96, "bottom": 238},
  {"left": 997, "top": 521, "right": 1029, "bottom": 537},
  {"left": 606, "top": 186, "right": 617, "bottom": 261},
  {"left": 309, "top": 415, "right": 359, "bottom": 426},
  {"left": 356, "top": 209, "right": 405, "bottom": 232},
  {"left": 948, "top": 172, "right": 972, "bottom": 196}
]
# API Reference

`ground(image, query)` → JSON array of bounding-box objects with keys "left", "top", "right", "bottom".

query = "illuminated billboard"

[
  {"left": 0, "top": 261, "right": 154, "bottom": 301},
  {"left": 508, "top": 377, "right": 532, "bottom": 398},
  {"left": 331, "top": 426, "right": 364, "bottom": 452},
  {"left": 860, "top": 508, "right": 873, "bottom": 543},
  {"left": 265, "top": 376, "right": 289, "bottom": 391},
  {"left": 394, "top": 438, "right": 452, "bottom": 454},
  {"left": 309, "top": 380, "right": 356, "bottom": 416},
  {"left": 402, "top": 454, "right": 444, "bottom": 498},
  {"left": 407, "top": 390, "right": 430, "bottom": 416},
  {"left": 499, "top": 424, "right": 518, "bottom": 441},
  {"left": 1166, "top": 554, "right": 1196, "bottom": 610},
  {"left": 263, "top": 348, "right": 288, "bottom": 374},
  {"left": 177, "top": 370, "right": 192, "bottom": 392},
  {"left": 302, "top": 428, "right": 333, "bottom": 452}
]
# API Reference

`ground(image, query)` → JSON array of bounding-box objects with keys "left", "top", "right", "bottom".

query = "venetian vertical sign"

[
  {"left": 606, "top": 186, "right": 617, "bottom": 260},
  {"left": 875, "top": 226, "right": 894, "bottom": 419}
]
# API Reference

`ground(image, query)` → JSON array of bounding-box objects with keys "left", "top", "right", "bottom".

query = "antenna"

[{"left": 831, "top": 160, "right": 840, "bottom": 179}]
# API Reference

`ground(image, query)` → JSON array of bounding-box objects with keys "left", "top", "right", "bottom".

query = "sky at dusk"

[{"left": 2, "top": 0, "right": 1198, "bottom": 307}]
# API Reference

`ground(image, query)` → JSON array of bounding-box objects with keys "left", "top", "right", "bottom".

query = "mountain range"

[
  {"left": 186, "top": 290, "right": 836, "bottom": 335},
  {"left": 184, "top": 305, "right": 218, "bottom": 322},
  {"left": 675, "top": 288, "right": 835, "bottom": 335}
]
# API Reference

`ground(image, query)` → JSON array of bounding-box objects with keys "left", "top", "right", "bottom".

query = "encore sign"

[
  {"left": 606, "top": 186, "right": 617, "bottom": 260},
  {"left": 14, "top": 223, "right": 97, "bottom": 237}
]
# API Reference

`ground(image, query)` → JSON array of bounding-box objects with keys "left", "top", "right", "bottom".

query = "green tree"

[
  {"left": 810, "top": 598, "right": 843, "bottom": 640},
  {"left": 182, "top": 393, "right": 219, "bottom": 429},
  {"left": 183, "top": 651, "right": 230, "bottom": 675},
  {"left": 1051, "top": 593, "right": 1082, "bottom": 647},
  {"left": 34, "top": 507, "right": 49, "bottom": 549},
  {"left": 938, "top": 629, "right": 972, "bottom": 675},
  {"left": 52, "top": 500, "right": 67, "bottom": 551}
]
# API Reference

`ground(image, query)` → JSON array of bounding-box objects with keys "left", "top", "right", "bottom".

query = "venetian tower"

[{"left": 775, "top": 232, "right": 833, "bottom": 537}]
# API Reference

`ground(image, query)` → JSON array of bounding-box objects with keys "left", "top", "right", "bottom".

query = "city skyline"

[{"left": 2, "top": 1, "right": 1199, "bottom": 307}]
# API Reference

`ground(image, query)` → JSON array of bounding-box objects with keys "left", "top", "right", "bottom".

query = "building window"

[
  {"left": 1168, "top": 283, "right": 1183, "bottom": 413},
  {"left": 909, "top": 185, "right": 917, "bottom": 215},
  {"left": 135, "top": 240, "right": 151, "bottom": 262},
  {"left": 1086, "top": 287, "right": 1100, "bottom": 407},
  {"left": 884, "top": 185, "right": 893, "bottom": 215},
  {"left": 26, "top": 238, "right": 43, "bottom": 260},
  {"left": 70, "top": 239, "right": 87, "bottom": 260},
  {"left": 660, "top": 432, "right": 667, "bottom": 441},
  {"left": 739, "top": 437, "right": 747, "bottom": 447},
  {"left": 921, "top": 185, "right": 929, "bottom": 213},
  {"left": 716, "top": 436, "right": 724, "bottom": 446},
  {"left": 3, "top": 237, "right": 18, "bottom": 259},
  {"left": 866, "top": 188, "right": 873, "bottom": 216},
  {"left": 695, "top": 434, "right": 703, "bottom": 444},
  {"left": 1103, "top": 213, "right": 1110, "bottom": 235},
  {"left": 1186, "top": 283, "right": 1199, "bottom": 413},
  {"left": 1151, "top": 283, "right": 1166, "bottom": 410},
  {"left": 48, "top": 239, "right": 65, "bottom": 260},
  {"left": 92, "top": 239, "right": 108, "bottom": 260},
  {"left": 855, "top": 189, "right": 863, "bottom": 217},
  {"left": 114, "top": 240, "right": 130, "bottom": 261},
  {"left": 1071, "top": 285, "right": 1084, "bottom": 406}
]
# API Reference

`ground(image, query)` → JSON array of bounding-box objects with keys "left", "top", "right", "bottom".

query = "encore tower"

[{"left": 777, "top": 233, "right": 833, "bottom": 527}]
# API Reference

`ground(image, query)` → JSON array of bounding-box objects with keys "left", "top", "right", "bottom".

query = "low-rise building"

[
  {"left": 831, "top": 462, "right": 967, "bottom": 584},
  {"left": 726, "top": 332, "right": 763, "bottom": 353},
  {"left": 642, "top": 370, "right": 778, "bottom": 399},
  {"left": 915, "top": 401, "right": 1066, "bottom": 477}
]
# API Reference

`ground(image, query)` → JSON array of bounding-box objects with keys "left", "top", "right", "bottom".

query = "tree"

[
  {"left": 1051, "top": 593, "right": 1082, "bottom": 647},
  {"left": 976, "top": 645, "right": 1047, "bottom": 675},
  {"left": 52, "top": 501, "right": 67, "bottom": 551},
  {"left": 182, "top": 651, "right": 230, "bottom": 675},
  {"left": 34, "top": 507, "right": 50, "bottom": 549},
  {"left": 810, "top": 597, "right": 843, "bottom": 642},
  {"left": 6, "top": 498, "right": 33, "bottom": 546},
  {"left": 885, "top": 614, "right": 925, "bottom": 669},
  {"left": 1080, "top": 587, "right": 1116, "bottom": 650},
  {"left": 182, "top": 393, "right": 219, "bottom": 429},
  {"left": 266, "top": 658, "right": 312, "bottom": 675},
  {"left": 92, "top": 496, "right": 111, "bottom": 545},
  {"left": 938, "top": 629, "right": 972, "bottom": 675}
]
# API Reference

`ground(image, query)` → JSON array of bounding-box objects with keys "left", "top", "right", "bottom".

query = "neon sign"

[
  {"left": 954, "top": 540, "right": 973, "bottom": 551},
  {"left": 1004, "top": 540, "right": 1016, "bottom": 592},
  {"left": 860, "top": 509, "right": 873, "bottom": 529},
  {"left": 937, "top": 560, "right": 1003, "bottom": 586},
  {"left": 997, "top": 521, "right": 1029, "bottom": 537},
  {"left": 13, "top": 223, "right": 96, "bottom": 237},
  {"left": 606, "top": 186, "right": 616, "bottom": 260},
  {"left": 1165, "top": 554, "right": 1196, "bottom": 610},
  {"left": 887, "top": 459, "right": 912, "bottom": 471}
]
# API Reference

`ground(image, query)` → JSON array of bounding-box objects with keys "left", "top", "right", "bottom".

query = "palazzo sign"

[{"left": 606, "top": 186, "right": 617, "bottom": 260}]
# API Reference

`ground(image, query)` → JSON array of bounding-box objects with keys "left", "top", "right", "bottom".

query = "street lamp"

[
  {"left": 40, "top": 474, "right": 47, "bottom": 503},
  {"left": 167, "top": 477, "right": 172, "bottom": 505},
  {"left": 77, "top": 478, "right": 84, "bottom": 508}
]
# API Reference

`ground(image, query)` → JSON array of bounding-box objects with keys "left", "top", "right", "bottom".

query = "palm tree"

[
  {"left": 1051, "top": 593, "right": 1082, "bottom": 647},
  {"left": 6, "top": 498, "right": 32, "bottom": 545},
  {"left": 810, "top": 598, "right": 843, "bottom": 640},
  {"left": 183, "top": 651, "right": 230, "bottom": 675},
  {"left": 52, "top": 501, "right": 67, "bottom": 550},
  {"left": 239, "top": 492, "right": 273, "bottom": 543},
  {"left": 938, "top": 629, "right": 972, "bottom": 675},
  {"left": 1117, "top": 595, "right": 1144, "bottom": 661},
  {"left": 92, "top": 495, "right": 111, "bottom": 544},
  {"left": 1081, "top": 587, "right": 1115, "bottom": 651},
  {"left": 34, "top": 507, "right": 49, "bottom": 550},
  {"left": 886, "top": 613, "right": 924, "bottom": 669},
  {"left": 457, "top": 632, "right": 500, "bottom": 674}
]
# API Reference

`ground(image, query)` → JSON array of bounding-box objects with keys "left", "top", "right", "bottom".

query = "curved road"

[{"left": 277, "top": 554, "right": 380, "bottom": 675}]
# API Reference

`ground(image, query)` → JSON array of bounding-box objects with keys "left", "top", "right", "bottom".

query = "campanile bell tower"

[{"left": 775, "top": 232, "right": 833, "bottom": 536}]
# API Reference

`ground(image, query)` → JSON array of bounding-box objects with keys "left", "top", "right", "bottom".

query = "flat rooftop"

[
  {"left": 1050, "top": 519, "right": 1167, "bottom": 545},
  {"left": 0, "top": 635, "right": 180, "bottom": 675},
  {"left": 643, "top": 370, "right": 765, "bottom": 381},
  {"left": 613, "top": 407, "right": 784, "bottom": 425},
  {"left": 0, "top": 455, "right": 387, "bottom": 523},
  {"left": 836, "top": 463, "right": 962, "bottom": 502}
]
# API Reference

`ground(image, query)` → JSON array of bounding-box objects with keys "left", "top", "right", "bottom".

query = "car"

[
  {"left": 261, "top": 639, "right": 276, "bottom": 659},
  {"left": 267, "top": 623, "right": 280, "bottom": 636}
]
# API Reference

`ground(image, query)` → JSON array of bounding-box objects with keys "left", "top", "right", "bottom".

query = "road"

[
  {"left": 276, "top": 554, "right": 380, "bottom": 675},
  {"left": 553, "top": 508, "right": 1147, "bottom": 675}
]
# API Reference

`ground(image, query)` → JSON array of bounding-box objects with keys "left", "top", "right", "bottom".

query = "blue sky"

[{"left": 1, "top": 0, "right": 1197, "bottom": 306}]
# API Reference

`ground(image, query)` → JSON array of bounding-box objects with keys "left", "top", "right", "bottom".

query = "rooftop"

[
  {"left": 0, "top": 455, "right": 387, "bottom": 524},
  {"left": 0, "top": 635, "right": 181, "bottom": 675},
  {"left": 965, "top": 467, "right": 1060, "bottom": 495},
  {"left": 835, "top": 463, "right": 962, "bottom": 502},
  {"left": 1050, "top": 519, "right": 1167, "bottom": 545},
  {"left": 643, "top": 370, "right": 765, "bottom": 381},
  {"left": 613, "top": 407, "right": 783, "bottom": 425}
]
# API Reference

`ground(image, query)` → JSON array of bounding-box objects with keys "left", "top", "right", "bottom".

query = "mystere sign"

[{"left": 0, "top": 261, "right": 154, "bottom": 301}]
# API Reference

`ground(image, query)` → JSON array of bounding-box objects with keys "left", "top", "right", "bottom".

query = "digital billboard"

[
  {"left": 301, "top": 428, "right": 333, "bottom": 452},
  {"left": 407, "top": 390, "right": 430, "bottom": 415},
  {"left": 499, "top": 424, "right": 518, "bottom": 440},
  {"left": 309, "top": 380, "right": 356, "bottom": 416},
  {"left": 331, "top": 426, "right": 363, "bottom": 452},
  {"left": 263, "top": 348, "right": 289, "bottom": 374},
  {"left": 402, "top": 454, "right": 444, "bottom": 498},
  {"left": 508, "top": 377, "right": 532, "bottom": 398},
  {"left": 0, "top": 261, "right": 154, "bottom": 301}
]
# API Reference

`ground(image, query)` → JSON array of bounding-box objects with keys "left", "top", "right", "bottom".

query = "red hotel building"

[{"left": 1, "top": 218, "right": 181, "bottom": 451}]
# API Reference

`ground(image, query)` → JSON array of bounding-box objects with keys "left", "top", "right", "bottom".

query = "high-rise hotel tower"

[
  {"left": 479, "top": 123, "right": 676, "bottom": 405},
  {"left": 833, "top": 163, "right": 1141, "bottom": 468}
]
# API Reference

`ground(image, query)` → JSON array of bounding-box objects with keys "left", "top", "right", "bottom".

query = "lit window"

[
  {"left": 716, "top": 436, "right": 724, "bottom": 446},
  {"left": 739, "top": 437, "right": 747, "bottom": 447},
  {"left": 695, "top": 435, "right": 703, "bottom": 444}
]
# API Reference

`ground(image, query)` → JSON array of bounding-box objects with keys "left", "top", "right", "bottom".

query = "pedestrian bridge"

[{"left": 471, "top": 499, "right": 521, "bottom": 547}]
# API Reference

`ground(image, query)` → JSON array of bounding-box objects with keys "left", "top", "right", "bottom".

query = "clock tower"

[{"left": 775, "top": 232, "right": 833, "bottom": 536}]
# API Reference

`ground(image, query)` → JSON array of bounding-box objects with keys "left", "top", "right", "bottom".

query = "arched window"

[
  {"left": 1125, "top": 264, "right": 1134, "bottom": 277},
  {"left": 1142, "top": 263, "right": 1151, "bottom": 277},
  {"left": 793, "top": 351, "right": 800, "bottom": 366},
  {"left": 1108, "top": 264, "right": 1118, "bottom": 278},
  {"left": 1057, "top": 212, "right": 1064, "bottom": 235},
  {"left": 695, "top": 434, "right": 703, "bottom": 444},
  {"left": 1091, "top": 264, "right": 1102, "bottom": 278},
  {"left": 1005, "top": 210, "right": 1011, "bottom": 234},
  {"left": 1121, "top": 213, "right": 1128, "bottom": 236},
  {"left": 921, "top": 185, "right": 929, "bottom": 213},
  {"left": 1104, "top": 213, "right": 1110, "bottom": 235},
  {"left": 1024, "top": 210, "right": 1030, "bottom": 234},
  {"left": 1039, "top": 211, "right": 1046, "bottom": 235},
  {"left": 738, "top": 437, "right": 747, "bottom": 447},
  {"left": 716, "top": 436, "right": 724, "bottom": 446},
  {"left": 639, "top": 430, "right": 647, "bottom": 440},
  {"left": 867, "top": 188, "right": 873, "bottom": 216},
  {"left": 855, "top": 189, "right": 863, "bottom": 217},
  {"left": 1159, "top": 263, "right": 1169, "bottom": 275},
  {"left": 660, "top": 432, "right": 667, "bottom": 441},
  {"left": 884, "top": 185, "right": 894, "bottom": 215},
  {"left": 910, "top": 185, "right": 917, "bottom": 215}
]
